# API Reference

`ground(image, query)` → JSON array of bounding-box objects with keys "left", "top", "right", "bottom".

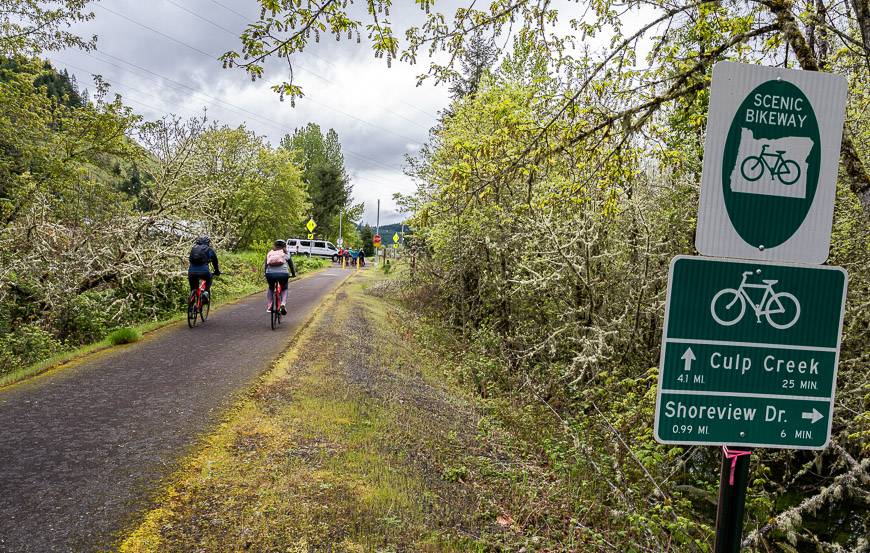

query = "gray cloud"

[{"left": 49, "top": 0, "right": 449, "bottom": 226}]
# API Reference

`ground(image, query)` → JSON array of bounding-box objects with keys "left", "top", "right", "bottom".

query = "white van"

[{"left": 286, "top": 238, "right": 340, "bottom": 261}]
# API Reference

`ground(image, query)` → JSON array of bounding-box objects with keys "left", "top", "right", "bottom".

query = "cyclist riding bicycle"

[
  {"left": 264, "top": 239, "right": 296, "bottom": 314},
  {"left": 188, "top": 236, "right": 220, "bottom": 303}
]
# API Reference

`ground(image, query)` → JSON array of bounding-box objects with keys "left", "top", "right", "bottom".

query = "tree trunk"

[
  {"left": 768, "top": 0, "right": 870, "bottom": 218},
  {"left": 851, "top": 0, "right": 870, "bottom": 55}
]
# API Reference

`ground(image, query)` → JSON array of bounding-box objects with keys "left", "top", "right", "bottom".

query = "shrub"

[
  {"left": 108, "top": 327, "right": 141, "bottom": 345},
  {"left": 56, "top": 291, "right": 111, "bottom": 346},
  {"left": 0, "top": 324, "right": 63, "bottom": 376}
]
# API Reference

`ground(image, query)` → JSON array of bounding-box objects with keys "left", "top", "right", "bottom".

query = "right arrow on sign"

[
  {"left": 802, "top": 409, "right": 824, "bottom": 424},
  {"left": 681, "top": 347, "right": 696, "bottom": 371}
]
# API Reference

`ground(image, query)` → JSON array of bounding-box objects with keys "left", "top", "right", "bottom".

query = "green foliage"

[
  {"left": 281, "top": 123, "right": 357, "bottom": 239},
  {"left": 0, "top": 323, "right": 60, "bottom": 376},
  {"left": 360, "top": 224, "right": 375, "bottom": 256},
  {"left": 292, "top": 256, "right": 329, "bottom": 273},
  {"left": 57, "top": 292, "right": 111, "bottom": 346},
  {"left": 192, "top": 124, "right": 308, "bottom": 249},
  {"left": 108, "top": 327, "right": 141, "bottom": 346},
  {"left": 399, "top": 28, "right": 870, "bottom": 551},
  {"left": 0, "top": 0, "right": 97, "bottom": 55}
]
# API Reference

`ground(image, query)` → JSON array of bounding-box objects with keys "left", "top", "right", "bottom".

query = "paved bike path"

[{"left": 0, "top": 269, "right": 349, "bottom": 552}]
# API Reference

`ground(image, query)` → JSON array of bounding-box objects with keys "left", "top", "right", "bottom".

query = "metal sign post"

[
  {"left": 714, "top": 448, "right": 752, "bottom": 553},
  {"left": 306, "top": 218, "right": 316, "bottom": 256}
]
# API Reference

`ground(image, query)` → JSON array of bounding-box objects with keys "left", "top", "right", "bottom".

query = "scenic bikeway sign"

[
  {"left": 306, "top": 218, "right": 316, "bottom": 240},
  {"left": 696, "top": 62, "right": 847, "bottom": 264},
  {"left": 654, "top": 256, "right": 847, "bottom": 450},
  {"left": 393, "top": 232, "right": 400, "bottom": 249}
]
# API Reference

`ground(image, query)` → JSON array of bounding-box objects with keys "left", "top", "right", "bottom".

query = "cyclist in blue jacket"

[{"left": 188, "top": 236, "right": 220, "bottom": 303}]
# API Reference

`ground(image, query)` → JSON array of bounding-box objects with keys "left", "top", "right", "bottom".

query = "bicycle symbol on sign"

[
  {"left": 739, "top": 144, "right": 801, "bottom": 185},
  {"left": 710, "top": 271, "right": 801, "bottom": 330}
]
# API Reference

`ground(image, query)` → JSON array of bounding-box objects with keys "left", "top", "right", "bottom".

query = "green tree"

[
  {"left": 282, "top": 123, "right": 353, "bottom": 239},
  {"left": 360, "top": 224, "right": 374, "bottom": 256},
  {"left": 1, "top": 0, "right": 97, "bottom": 55},
  {"left": 179, "top": 124, "right": 308, "bottom": 248}
]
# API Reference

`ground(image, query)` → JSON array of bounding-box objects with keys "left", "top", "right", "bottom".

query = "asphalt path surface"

[{"left": 0, "top": 268, "right": 348, "bottom": 552}]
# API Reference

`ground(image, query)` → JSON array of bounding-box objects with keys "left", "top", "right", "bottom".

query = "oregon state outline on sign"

[{"left": 722, "top": 80, "right": 820, "bottom": 250}]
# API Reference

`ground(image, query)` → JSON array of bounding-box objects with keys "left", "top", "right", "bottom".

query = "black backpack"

[{"left": 189, "top": 244, "right": 210, "bottom": 264}]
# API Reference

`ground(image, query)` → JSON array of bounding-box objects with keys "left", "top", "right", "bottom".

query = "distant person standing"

[{"left": 263, "top": 239, "right": 296, "bottom": 314}]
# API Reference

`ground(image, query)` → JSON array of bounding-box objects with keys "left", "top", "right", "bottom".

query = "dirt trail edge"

[{"left": 0, "top": 268, "right": 349, "bottom": 552}]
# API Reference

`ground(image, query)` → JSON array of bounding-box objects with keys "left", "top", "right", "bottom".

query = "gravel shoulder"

[{"left": 118, "top": 270, "right": 531, "bottom": 552}]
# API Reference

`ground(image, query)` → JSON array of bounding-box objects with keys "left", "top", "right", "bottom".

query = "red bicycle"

[
  {"left": 270, "top": 281, "right": 283, "bottom": 330},
  {"left": 187, "top": 278, "right": 210, "bottom": 328}
]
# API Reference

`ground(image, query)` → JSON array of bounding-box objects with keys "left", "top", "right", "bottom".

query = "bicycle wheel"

[
  {"left": 765, "top": 292, "right": 800, "bottom": 330},
  {"left": 187, "top": 291, "right": 199, "bottom": 328},
  {"left": 740, "top": 156, "right": 764, "bottom": 181},
  {"left": 777, "top": 160, "right": 801, "bottom": 185},
  {"left": 200, "top": 298, "right": 210, "bottom": 322},
  {"left": 710, "top": 288, "right": 745, "bottom": 326},
  {"left": 270, "top": 307, "right": 278, "bottom": 330}
]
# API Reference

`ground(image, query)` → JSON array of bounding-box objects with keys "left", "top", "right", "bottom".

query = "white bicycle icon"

[{"left": 710, "top": 271, "right": 801, "bottom": 330}]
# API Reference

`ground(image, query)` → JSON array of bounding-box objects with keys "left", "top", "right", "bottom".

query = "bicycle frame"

[
  {"left": 729, "top": 272, "right": 786, "bottom": 318},
  {"left": 274, "top": 282, "right": 282, "bottom": 310},
  {"left": 756, "top": 145, "right": 789, "bottom": 177}
]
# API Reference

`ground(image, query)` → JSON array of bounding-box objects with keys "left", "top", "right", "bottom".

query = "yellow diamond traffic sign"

[
  {"left": 393, "top": 232, "right": 400, "bottom": 243},
  {"left": 306, "top": 218, "right": 316, "bottom": 233}
]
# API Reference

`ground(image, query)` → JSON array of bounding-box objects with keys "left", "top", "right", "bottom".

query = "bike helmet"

[
  {"left": 274, "top": 239, "right": 287, "bottom": 247},
  {"left": 195, "top": 235, "right": 211, "bottom": 246}
]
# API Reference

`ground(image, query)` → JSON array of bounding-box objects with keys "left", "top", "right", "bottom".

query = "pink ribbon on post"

[{"left": 722, "top": 446, "right": 752, "bottom": 486}]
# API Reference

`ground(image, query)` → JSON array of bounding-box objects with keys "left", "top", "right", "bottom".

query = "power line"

[
  {"left": 201, "top": 0, "right": 441, "bottom": 122},
  {"left": 93, "top": 4, "right": 425, "bottom": 143},
  {"left": 165, "top": 0, "right": 239, "bottom": 36},
  {"left": 49, "top": 54, "right": 408, "bottom": 185},
  {"left": 94, "top": 4, "right": 216, "bottom": 59},
  {"left": 205, "top": 0, "right": 251, "bottom": 21},
  {"left": 84, "top": 50, "right": 407, "bottom": 173}
]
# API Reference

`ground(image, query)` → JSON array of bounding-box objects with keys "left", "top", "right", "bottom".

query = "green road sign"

[
  {"left": 655, "top": 256, "right": 847, "bottom": 449},
  {"left": 696, "top": 62, "right": 846, "bottom": 264}
]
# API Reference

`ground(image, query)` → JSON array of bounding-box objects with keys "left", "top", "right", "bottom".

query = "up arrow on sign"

[
  {"left": 681, "top": 348, "right": 696, "bottom": 371},
  {"left": 696, "top": 62, "right": 847, "bottom": 265}
]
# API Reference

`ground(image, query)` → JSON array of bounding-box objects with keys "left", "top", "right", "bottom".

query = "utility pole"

[{"left": 375, "top": 199, "right": 380, "bottom": 267}]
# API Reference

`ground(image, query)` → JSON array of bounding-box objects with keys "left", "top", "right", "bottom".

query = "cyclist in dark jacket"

[{"left": 188, "top": 236, "right": 220, "bottom": 303}]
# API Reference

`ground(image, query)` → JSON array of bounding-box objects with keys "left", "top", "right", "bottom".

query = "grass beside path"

[
  {"left": 0, "top": 253, "right": 329, "bottom": 389},
  {"left": 119, "top": 270, "right": 542, "bottom": 552}
]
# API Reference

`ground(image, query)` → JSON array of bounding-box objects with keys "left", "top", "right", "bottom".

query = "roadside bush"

[
  {"left": 0, "top": 324, "right": 62, "bottom": 376},
  {"left": 108, "top": 327, "right": 141, "bottom": 345},
  {"left": 56, "top": 291, "right": 112, "bottom": 347},
  {"left": 292, "top": 256, "right": 328, "bottom": 273}
]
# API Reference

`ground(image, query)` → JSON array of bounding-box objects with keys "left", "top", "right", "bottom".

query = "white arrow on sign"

[
  {"left": 801, "top": 409, "right": 824, "bottom": 424},
  {"left": 681, "top": 348, "right": 696, "bottom": 371}
]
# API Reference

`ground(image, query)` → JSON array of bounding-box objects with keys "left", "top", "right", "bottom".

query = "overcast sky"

[
  {"left": 47, "top": 1, "right": 658, "bottom": 226},
  {"left": 47, "top": 0, "right": 453, "bottom": 226}
]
